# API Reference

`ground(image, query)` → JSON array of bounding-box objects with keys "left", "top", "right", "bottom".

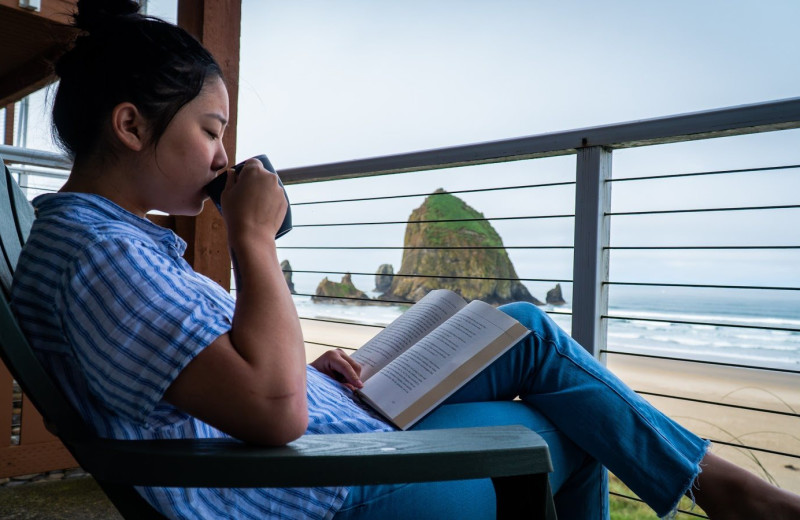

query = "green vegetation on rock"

[
  {"left": 312, "top": 274, "right": 371, "bottom": 305},
  {"left": 385, "top": 189, "right": 542, "bottom": 305},
  {"left": 422, "top": 192, "right": 502, "bottom": 248}
]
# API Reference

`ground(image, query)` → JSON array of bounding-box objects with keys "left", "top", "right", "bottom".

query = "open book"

[{"left": 352, "top": 289, "right": 530, "bottom": 430}]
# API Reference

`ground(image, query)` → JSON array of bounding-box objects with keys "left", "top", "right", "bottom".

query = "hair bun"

[{"left": 73, "top": 0, "right": 141, "bottom": 33}]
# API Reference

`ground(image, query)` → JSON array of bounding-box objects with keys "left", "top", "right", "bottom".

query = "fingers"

[
  {"left": 336, "top": 348, "right": 363, "bottom": 379},
  {"left": 220, "top": 158, "right": 286, "bottom": 239},
  {"left": 330, "top": 349, "right": 363, "bottom": 389},
  {"left": 312, "top": 349, "right": 364, "bottom": 390},
  {"left": 238, "top": 157, "right": 273, "bottom": 176}
]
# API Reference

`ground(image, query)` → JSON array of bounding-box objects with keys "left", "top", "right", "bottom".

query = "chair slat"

[
  {"left": 0, "top": 163, "right": 19, "bottom": 298},
  {"left": 9, "top": 166, "right": 35, "bottom": 246}
]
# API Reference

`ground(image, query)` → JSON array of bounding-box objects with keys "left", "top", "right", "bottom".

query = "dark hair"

[{"left": 52, "top": 0, "right": 223, "bottom": 159}]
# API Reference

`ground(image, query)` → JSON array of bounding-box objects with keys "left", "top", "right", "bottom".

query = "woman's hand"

[
  {"left": 310, "top": 349, "right": 364, "bottom": 391},
  {"left": 220, "top": 158, "right": 287, "bottom": 244}
]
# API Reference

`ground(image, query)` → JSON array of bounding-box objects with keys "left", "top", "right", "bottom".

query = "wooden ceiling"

[{"left": 0, "top": 0, "right": 77, "bottom": 107}]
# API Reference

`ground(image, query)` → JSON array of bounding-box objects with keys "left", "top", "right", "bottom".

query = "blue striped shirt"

[{"left": 11, "top": 193, "right": 393, "bottom": 519}]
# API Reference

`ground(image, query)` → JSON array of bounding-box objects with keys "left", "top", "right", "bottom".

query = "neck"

[{"left": 60, "top": 154, "right": 149, "bottom": 218}]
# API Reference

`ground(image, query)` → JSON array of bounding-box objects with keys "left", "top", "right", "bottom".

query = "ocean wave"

[
  {"left": 733, "top": 331, "right": 800, "bottom": 343},
  {"left": 649, "top": 335, "right": 710, "bottom": 347},
  {"left": 609, "top": 308, "right": 800, "bottom": 329}
]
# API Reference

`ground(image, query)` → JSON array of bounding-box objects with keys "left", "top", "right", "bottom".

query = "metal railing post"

[{"left": 571, "top": 146, "right": 612, "bottom": 361}]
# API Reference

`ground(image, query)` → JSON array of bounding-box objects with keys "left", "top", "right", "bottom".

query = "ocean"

[{"left": 293, "top": 289, "right": 800, "bottom": 372}]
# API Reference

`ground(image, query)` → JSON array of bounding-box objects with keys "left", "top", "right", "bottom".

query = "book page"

[
  {"left": 352, "top": 289, "right": 467, "bottom": 381},
  {"left": 357, "top": 300, "right": 530, "bottom": 429}
]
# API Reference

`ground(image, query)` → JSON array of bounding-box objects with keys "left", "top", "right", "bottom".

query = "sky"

[
  {"left": 15, "top": 0, "right": 800, "bottom": 306},
  {"left": 234, "top": 1, "right": 800, "bottom": 164},
  {"left": 233, "top": 0, "right": 800, "bottom": 305}
]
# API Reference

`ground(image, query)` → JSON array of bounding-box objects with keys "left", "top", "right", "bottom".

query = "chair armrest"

[{"left": 71, "top": 425, "right": 552, "bottom": 488}]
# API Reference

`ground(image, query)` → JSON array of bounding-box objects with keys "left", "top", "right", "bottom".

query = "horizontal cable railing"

[
  {"left": 608, "top": 281, "right": 799, "bottom": 291},
  {"left": 288, "top": 269, "right": 570, "bottom": 284},
  {"left": 280, "top": 98, "right": 800, "bottom": 513},
  {"left": 294, "top": 291, "right": 574, "bottom": 316},
  {"left": 600, "top": 153, "right": 799, "bottom": 506},
  {"left": 291, "top": 214, "right": 574, "bottom": 228},
  {"left": 291, "top": 179, "right": 577, "bottom": 206},
  {"left": 636, "top": 390, "right": 800, "bottom": 418},
  {"left": 272, "top": 164, "right": 576, "bottom": 316},
  {"left": 603, "top": 315, "right": 799, "bottom": 335},
  {"left": 283, "top": 245, "right": 571, "bottom": 250},
  {"left": 609, "top": 163, "right": 800, "bottom": 183},
  {"left": 603, "top": 349, "right": 800, "bottom": 375},
  {"left": 609, "top": 244, "right": 797, "bottom": 250}
]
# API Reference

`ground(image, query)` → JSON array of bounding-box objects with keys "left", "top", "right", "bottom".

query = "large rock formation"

[
  {"left": 281, "top": 259, "right": 296, "bottom": 294},
  {"left": 374, "top": 263, "right": 394, "bottom": 294},
  {"left": 312, "top": 273, "right": 371, "bottom": 305},
  {"left": 383, "top": 189, "right": 542, "bottom": 305}
]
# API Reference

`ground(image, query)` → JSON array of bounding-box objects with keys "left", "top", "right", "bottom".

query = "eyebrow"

[{"left": 204, "top": 113, "right": 229, "bottom": 126}]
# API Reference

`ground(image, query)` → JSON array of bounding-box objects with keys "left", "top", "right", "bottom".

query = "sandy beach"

[{"left": 300, "top": 318, "right": 800, "bottom": 494}]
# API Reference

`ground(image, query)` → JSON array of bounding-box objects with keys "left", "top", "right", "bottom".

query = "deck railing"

[
  {"left": 275, "top": 96, "right": 800, "bottom": 354},
  {"left": 2, "top": 98, "right": 799, "bottom": 515},
  {"left": 273, "top": 97, "right": 800, "bottom": 516}
]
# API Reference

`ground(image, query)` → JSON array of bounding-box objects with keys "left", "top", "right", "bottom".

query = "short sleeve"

[{"left": 58, "top": 236, "right": 233, "bottom": 425}]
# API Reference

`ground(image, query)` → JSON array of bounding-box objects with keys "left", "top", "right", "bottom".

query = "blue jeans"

[{"left": 334, "top": 303, "right": 708, "bottom": 520}]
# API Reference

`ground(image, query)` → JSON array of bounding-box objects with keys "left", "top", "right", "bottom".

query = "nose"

[{"left": 212, "top": 141, "right": 228, "bottom": 171}]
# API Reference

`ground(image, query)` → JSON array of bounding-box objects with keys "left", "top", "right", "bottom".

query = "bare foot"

[{"left": 692, "top": 452, "right": 800, "bottom": 520}]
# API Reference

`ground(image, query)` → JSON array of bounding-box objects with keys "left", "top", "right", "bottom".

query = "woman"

[{"left": 10, "top": 1, "right": 800, "bottom": 519}]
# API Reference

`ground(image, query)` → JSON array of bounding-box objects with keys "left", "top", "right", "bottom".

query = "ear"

[{"left": 110, "top": 102, "right": 149, "bottom": 151}]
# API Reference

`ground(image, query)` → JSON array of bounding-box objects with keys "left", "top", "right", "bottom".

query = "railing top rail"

[
  {"left": 279, "top": 96, "right": 800, "bottom": 185},
  {"left": 0, "top": 144, "right": 72, "bottom": 170}
]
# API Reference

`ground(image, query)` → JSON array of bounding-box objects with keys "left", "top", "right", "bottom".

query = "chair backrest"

[
  {"left": 0, "top": 158, "right": 91, "bottom": 442},
  {"left": 0, "top": 159, "right": 34, "bottom": 300}
]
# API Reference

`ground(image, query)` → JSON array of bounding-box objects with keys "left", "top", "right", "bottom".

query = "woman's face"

[{"left": 145, "top": 76, "right": 230, "bottom": 216}]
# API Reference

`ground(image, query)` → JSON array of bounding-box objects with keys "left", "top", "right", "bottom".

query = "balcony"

[
  {"left": 1, "top": 0, "right": 799, "bottom": 517},
  {"left": 3, "top": 96, "right": 799, "bottom": 518}
]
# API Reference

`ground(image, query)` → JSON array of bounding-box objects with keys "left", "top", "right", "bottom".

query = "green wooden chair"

[{"left": 0, "top": 156, "right": 556, "bottom": 519}]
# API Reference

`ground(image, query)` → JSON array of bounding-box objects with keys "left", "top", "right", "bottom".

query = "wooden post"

[
  {"left": 571, "top": 146, "right": 612, "bottom": 361},
  {"left": 174, "top": 0, "right": 242, "bottom": 290}
]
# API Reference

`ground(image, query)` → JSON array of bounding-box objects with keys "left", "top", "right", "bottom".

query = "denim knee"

[
  {"left": 498, "top": 301, "right": 547, "bottom": 327},
  {"left": 498, "top": 301, "right": 561, "bottom": 344}
]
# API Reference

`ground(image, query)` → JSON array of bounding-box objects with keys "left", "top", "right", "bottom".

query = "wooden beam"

[
  {"left": 0, "top": 4, "right": 76, "bottom": 107},
  {"left": 174, "top": 0, "right": 241, "bottom": 290},
  {"left": 0, "top": 45, "right": 64, "bottom": 108}
]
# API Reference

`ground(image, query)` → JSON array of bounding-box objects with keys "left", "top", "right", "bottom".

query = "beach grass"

[{"left": 609, "top": 474, "right": 707, "bottom": 519}]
